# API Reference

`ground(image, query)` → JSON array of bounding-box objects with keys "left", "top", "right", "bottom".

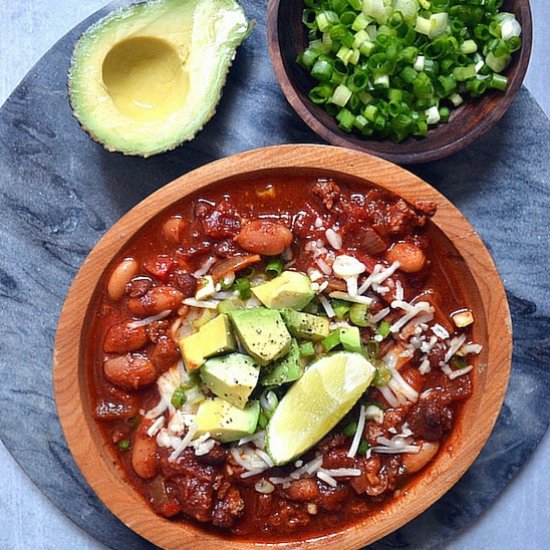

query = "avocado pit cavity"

[{"left": 102, "top": 37, "right": 188, "bottom": 122}]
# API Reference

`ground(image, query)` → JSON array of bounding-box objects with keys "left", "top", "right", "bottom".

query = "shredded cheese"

[
  {"left": 347, "top": 405, "right": 366, "bottom": 458},
  {"left": 329, "top": 291, "right": 373, "bottom": 305},
  {"left": 127, "top": 310, "right": 172, "bottom": 329}
]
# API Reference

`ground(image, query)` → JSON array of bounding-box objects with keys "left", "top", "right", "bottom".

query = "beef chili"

[{"left": 88, "top": 176, "right": 482, "bottom": 539}]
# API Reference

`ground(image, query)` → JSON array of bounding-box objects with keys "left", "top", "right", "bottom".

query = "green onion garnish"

[
  {"left": 450, "top": 355, "right": 469, "bottom": 370},
  {"left": 376, "top": 320, "right": 391, "bottom": 339},
  {"left": 349, "top": 303, "right": 370, "bottom": 327},
  {"left": 373, "top": 366, "right": 392, "bottom": 387},
  {"left": 299, "top": 341, "right": 316, "bottom": 357},
  {"left": 331, "top": 298, "right": 351, "bottom": 320},
  {"left": 171, "top": 385, "right": 187, "bottom": 409},
  {"left": 234, "top": 277, "right": 251, "bottom": 299},
  {"left": 358, "top": 440, "right": 371, "bottom": 454},
  {"left": 117, "top": 439, "right": 131, "bottom": 451},
  {"left": 298, "top": 0, "right": 521, "bottom": 142},
  {"left": 343, "top": 421, "right": 358, "bottom": 437},
  {"left": 265, "top": 258, "right": 284, "bottom": 278}
]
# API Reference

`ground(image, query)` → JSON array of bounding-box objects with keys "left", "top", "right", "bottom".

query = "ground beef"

[
  {"left": 407, "top": 398, "right": 454, "bottom": 441},
  {"left": 212, "top": 487, "right": 245, "bottom": 527},
  {"left": 312, "top": 179, "right": 341, "bottom": 210},
  {"left": 196, "top": 442, "right": 227, "bottom": 466},
  {"left": 170, "top": 270, "right": 197, "bottom": 297}
]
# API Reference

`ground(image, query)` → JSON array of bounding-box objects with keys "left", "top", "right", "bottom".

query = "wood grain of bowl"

[
  {"left": 53, "top": 144, "right": 512, "bottom": 549},
  {"left": 267, "top": 0, "right": 532, "bottom": 165}
]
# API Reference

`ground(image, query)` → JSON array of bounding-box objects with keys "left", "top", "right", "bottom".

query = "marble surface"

[{"left": 0, "top": 1, "right": 549, "bottom": 549}]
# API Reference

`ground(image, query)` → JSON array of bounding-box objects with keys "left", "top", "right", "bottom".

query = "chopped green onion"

[
  {"left": 358, "top": 441, "right": 371, "bottom": 454},
  {"left": 373, "top": 365, "right": 392, "bottom": 387},
  {"left": 316, "top": 11, "right": 339, "bottom": 32},
  {"left": 311, "top": 58, "right": 333, "bottom": 81},
  {"left": 234, "top": 277, "right": 251, "bottom": 299},
  {"left": 117, "top": 439, "right": 131, "bottom": 451},
  {"left": 331, "top": 298, "right": 351, "bottom": 319},
  {"left": 265, "top": 258, "right": 284, "bottom": 277},
  {"left": 299, "top": 341, "right": 316, "bottom": 357},
  {"left": 489, "top": 73, "right": 508, "bottom": 91},
  {"left": 349, "top": 303, "right": 370, "bottom": 327},
  {"left": 450, "top": 355, "right": 468, "bottom": 370},
  {"left": 171, "top": 385, "right": 187, "bottom": 408},
  {"left": 298, "top": 0, "right": 521, "bottom": 142},
  {"left": 376, "top": 320, "right": 391, "bottom": 338},
  {"left": 258, "top": 411, "right": 269, "bottom": 429},
  {"left": 331, "top": 84, "right": 353, "bottom": 107},
  {"left": 364, "top": 339, "right": 380, "bottom": 360},
  {"left": 460, "top": 39, "right": 478, "bottom": 55},
  {"left": 343, "top": 421, "right": 358, "bottom": 437}
]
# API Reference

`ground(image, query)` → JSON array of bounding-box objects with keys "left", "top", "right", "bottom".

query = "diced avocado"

[
  {"left": 68, "top": 0, "right": 250, "bottom": 157},
  {"left": 252, "top": 271, "right": 314, "bottom": 310},
  {"left": 261, "top": 339, "right": 303, "bottom": 386},
  {"left": 179, "top": 314, "right": 235, "bottom": 370},
  {"left": 322, "top": 326, "right": 363, "bottom": 354},
  {"left": 195, "top": 398, "right": 260, "bottom": 443},
  {"left": 280, "top": 308, "right": 330, "bottom": 341},
  {"left": 200, "top": 353, "right": 259, "bottom": 409},
  {"left": 228, "top": 308, "right": 292, "bottom": 366}
]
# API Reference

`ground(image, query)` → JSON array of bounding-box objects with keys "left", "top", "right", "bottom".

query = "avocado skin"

[
  {"left": 68, "top": 0, "right": 250, "bottom": 157},
  {"left": 279, "top": 308, "right": 330, "bottom": 341},
  {"left": 228, "top": 308, "right": 292, "bottom": 366}
]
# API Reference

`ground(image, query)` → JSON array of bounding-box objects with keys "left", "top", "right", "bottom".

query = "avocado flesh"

[
  {"left": 195, "top": 398, "right": 260, "bottom": 442},
  {"left": 68, "top": 0, "right": 249, "bottom": 157},
  {"left": 228, "top": 308, "right": 292, "bottom": 366},
  {"left": 201, "top": 353, "right": 259, "bottom": 409},
  {"left": 280, "top": 308, "right": 330, "bottom": 341},
  {"left": 252, "top": 272, "right": 315, "bottom": 311},
  {"left": 179, "top": 314, "right": 236, "bottom": 370},
  {"left": 261, "top": 339, "right": 303, "bottom": 386}
]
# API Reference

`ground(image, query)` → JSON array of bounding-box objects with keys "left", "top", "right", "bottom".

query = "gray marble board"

[{"left": 0, "top": 1, "right": 549, "bottom": 549}]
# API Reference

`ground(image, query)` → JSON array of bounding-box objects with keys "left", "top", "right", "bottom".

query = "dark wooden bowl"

[
  {"left": 54, "top": 144, "right": 512, "bottom": 549},
  {"left": 267, "top": 0, "right": 532, "bottom": 165}
]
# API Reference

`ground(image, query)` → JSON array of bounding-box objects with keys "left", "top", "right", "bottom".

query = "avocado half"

[{"left": 68, "top": 0, "right": 250, "bottom": 157}]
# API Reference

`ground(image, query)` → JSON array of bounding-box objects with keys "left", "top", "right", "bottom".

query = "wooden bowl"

[
  {"left": 267, "top": 0, "right": 532, "bottom": 165},
  {"left": 53, "top": 144, "right": 512, "bottom": 549}
]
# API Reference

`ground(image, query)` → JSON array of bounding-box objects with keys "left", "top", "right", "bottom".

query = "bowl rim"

[
  {"left": 266, "top": 0, "right": 533, "bottom": 165},
  {"left": 53, "top": 144, "right": 512, "bottom": 549}
]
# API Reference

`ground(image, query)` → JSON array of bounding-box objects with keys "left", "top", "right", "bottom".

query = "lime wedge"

[{"left": 265, "top": 351, "right": 376, "bottom": 465}]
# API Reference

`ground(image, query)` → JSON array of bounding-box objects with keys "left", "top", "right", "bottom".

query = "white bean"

[
  {"left": 108, "top": 258, "right": 138, "bottom": 301},
  {"left": 402, "top": 441, "right": 440, "bottom": 474}
]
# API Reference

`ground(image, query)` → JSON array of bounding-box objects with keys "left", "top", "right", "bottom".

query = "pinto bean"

[
  {"left": 162, "top": 217, "right": 186, "bottom": 244},
  {"left": 234, "top": 220, "right": 293, "bottom": 256},
  {"left": 108, "top": 258, "right": 139, "bottom": 301},
  {"left": 132, "top": 421, "right": 159, "bottom": 479},
  {"left": 127, "top": 286, "right": 184, "bottom": 316},
  {"left": 104, "top": 354, "right": 157, "bottom": 390},
  {"left": 103, "top": 321, "right": 148, "bottom": 353},
  {"left": 386, "top": 242, "right": 426, "bottom": 273},
  {"left": 402, "top": 441, "right": 439, "bottom": 474}
]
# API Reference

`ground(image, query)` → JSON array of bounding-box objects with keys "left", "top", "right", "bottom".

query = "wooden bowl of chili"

[
  {"left": 267, "top": 0, "right": 532, "bottom": 165},
  {"left": 54, "top": 144, "right": 512, "bottom": 549}
]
